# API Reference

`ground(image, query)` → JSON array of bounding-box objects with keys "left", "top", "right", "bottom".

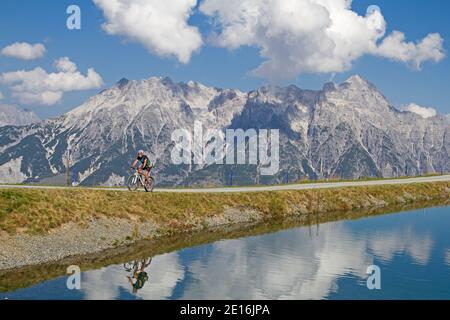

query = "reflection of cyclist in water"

[{"left": 125, "top": 258, "right": 152, "bottom": 294}]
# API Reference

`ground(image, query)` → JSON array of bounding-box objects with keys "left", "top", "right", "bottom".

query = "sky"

[{"left": 0, "top": 0, "right": 449, "bottom": 119}]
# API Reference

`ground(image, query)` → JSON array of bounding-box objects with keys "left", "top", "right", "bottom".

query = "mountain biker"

[
  {"left": 131, "top": 150, "right": 153, "bottom": 185},
  {"left": 127, "top": 258, "right": 152, "bottom": 294}
]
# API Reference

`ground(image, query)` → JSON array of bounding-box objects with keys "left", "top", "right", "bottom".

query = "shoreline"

[
  {"left": 0, "top": 182, "right": 449, "bottom": 274},
  {"left": 1, "top": 200, "right": 448, "bottom": 293}
]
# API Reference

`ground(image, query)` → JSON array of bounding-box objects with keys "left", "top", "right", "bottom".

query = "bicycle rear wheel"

[{"left": 144, "top": 176, "right": 155, "bottom": 192}]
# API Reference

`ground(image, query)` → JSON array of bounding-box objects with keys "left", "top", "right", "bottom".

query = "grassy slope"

[{"left": 0, "top": 182, "right": 449, "bottom": 235}]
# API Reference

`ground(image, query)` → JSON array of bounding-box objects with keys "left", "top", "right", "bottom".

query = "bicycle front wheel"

[
  {"left": 127, "top": 175, "right": 140, "bottom": 191},
  {"left": 123, "top": 262, "right": 135, "bottom": 271}
]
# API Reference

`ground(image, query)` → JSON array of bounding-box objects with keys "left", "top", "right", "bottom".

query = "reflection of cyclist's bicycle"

[
  {"left": 123, "top": 258, "right": 152, "bottom": 273},
  {"left": 127, "top": 169, "right": 155, "bottom": 192}
]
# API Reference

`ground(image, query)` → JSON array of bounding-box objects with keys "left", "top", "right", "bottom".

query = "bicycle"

[
  {"left": 127, "top": 168, "right": 155, "bottom": 192},
  {"left": 123, "top": 258, "right": 153, "bottom": 273}
]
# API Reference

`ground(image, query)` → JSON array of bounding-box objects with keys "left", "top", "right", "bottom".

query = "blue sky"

[{"left": 0, "top": 0, "right": 449, "bottom": 118}]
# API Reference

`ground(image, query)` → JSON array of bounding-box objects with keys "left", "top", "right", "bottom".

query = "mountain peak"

[
  {"left": 339, "top": 75, "right": 380, "bottom": 94},
  {"left": 116, "top": 78, "right": 130, "bottom": 88},
  {"left": 160, "top": 76, "right": 175, "bottom": 86},
  {"left": 323, "top": 82, "right": 336, "bottom": 92},
  {"left": 344, "top": 75, "right": 368, "bottom": 86}
]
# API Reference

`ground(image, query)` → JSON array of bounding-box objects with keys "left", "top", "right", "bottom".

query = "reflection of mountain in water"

[
  {"left": 367, "top": 227, "right": 433, "bottom": 265},
  {"left": 445, "top": 250, "right": 450, "bottom": 267},
  {"left": 177, "top": 223, "right": 434, "bottom": 300},
  {"left": 80, "top": 215, "right": 435, "bottom": 300}
]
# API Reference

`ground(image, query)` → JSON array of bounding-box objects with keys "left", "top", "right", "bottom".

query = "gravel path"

[{"left": 1, "top": 175, "right": 449, "bottom": 193}]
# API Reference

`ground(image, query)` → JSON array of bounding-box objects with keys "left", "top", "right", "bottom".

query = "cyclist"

[
  {"left": 127, "top": 258, "right": 152, "bottom": 294},
  {"left": 131, "top": 150, "right": 153, "bottom": 185}
]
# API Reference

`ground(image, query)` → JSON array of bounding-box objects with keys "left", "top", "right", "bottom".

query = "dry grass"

[{"left": 0, "top": 182, "right": 449, "bottom": 235}]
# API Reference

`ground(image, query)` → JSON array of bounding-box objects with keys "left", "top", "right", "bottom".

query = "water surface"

[{"left": 1, "top": 206, "right": 450, "bottom": 300}]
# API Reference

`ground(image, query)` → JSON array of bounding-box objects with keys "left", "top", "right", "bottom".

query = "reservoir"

[{"left": 1, "top": 205, "right": 449, "bottom": 300}]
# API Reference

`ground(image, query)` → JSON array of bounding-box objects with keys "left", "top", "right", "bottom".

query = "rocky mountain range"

[{"left": 0, "top": 75, "right": 448, "bottom": 186}]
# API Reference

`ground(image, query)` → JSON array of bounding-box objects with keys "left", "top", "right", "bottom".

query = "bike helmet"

[{"left": 137, "top": 149, "right": 144, "bottom": 155}]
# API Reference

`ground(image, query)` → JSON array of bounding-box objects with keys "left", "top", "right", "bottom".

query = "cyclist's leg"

[{"left": 143, "top": 168, "right": 150, "bottom": 183}]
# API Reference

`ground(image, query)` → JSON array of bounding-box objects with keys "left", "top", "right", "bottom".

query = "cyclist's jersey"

[
  {"left": 133, "top": 272, "right": 149, "bottom": 290},
  {"left": 137, "top": 155, "right": 152, "bottom": 169}
]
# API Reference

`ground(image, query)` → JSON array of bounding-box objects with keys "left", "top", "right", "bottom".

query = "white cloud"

[
  {"left": 200, "top": 0, "right": 445, "bottom": 80},
  {"left": 0, "top": 103, "right": 39, "bottom": 127},
  {"left": 403, "top": 103, "right": 438, "bottom": 119},
  {"left": 377, "top": 32, "right": 445, "bottom": 69},
  {"left": 0, "top": 57, "right": 103, "bottom": 105},
  {"left": 54, "top": 57, "right": 78, "bottom": 73},
  {"left": 93, "top": 0, "right": 202, "bottom": 64},
  {"left": 1, "top": 42, "right": 46, "bottom": 60}
]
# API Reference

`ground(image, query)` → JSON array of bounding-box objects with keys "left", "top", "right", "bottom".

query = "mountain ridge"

[{"left": 0, "top": 75, "right": 448, "bottom": 186}]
